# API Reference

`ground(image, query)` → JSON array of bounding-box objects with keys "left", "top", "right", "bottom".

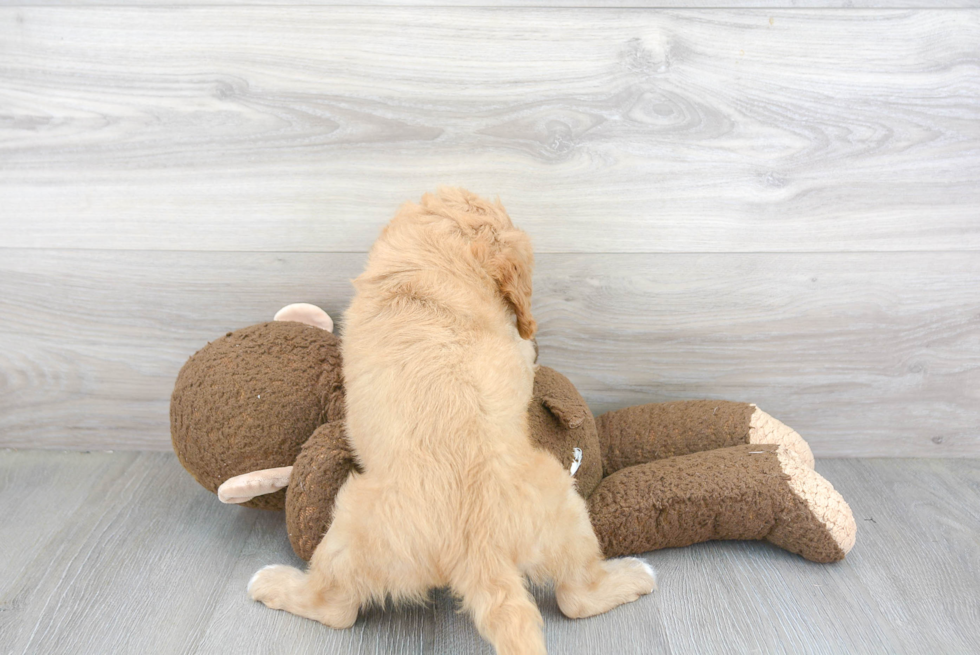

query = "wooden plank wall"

[{"left": 1, "top": 5, "right": 978, "bottom": 455}]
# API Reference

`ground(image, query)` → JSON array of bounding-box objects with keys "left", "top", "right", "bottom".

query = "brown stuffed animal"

[
  {"left": 172, "top": 305, "right": 856, "bottom": 564},
  {"left": 170, "top": 303, "right": 344, "bottom": 511}
]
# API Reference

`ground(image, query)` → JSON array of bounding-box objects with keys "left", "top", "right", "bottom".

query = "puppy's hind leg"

[
  {"left": 555, "top": 556, "right": 656, "bottom": 620},
  {"left": 248, "top": 479, "right": 379, "bottom": 629},
  {"left": 452, "top": 560, "right": 546, "bottom": 655},
  {"left": 247, "top": 558, "right": 359, "bottom": 629},
  {"left": 543, "top": 491, "right": 657, "bottom": 619}
]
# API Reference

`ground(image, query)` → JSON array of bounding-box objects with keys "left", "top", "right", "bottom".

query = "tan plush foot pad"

[
  {"left": 748, "top": 407, "right": 815, "bottom": 468},
  {"left": 768, "top": 445, "right": 857, "bottom": 562}
]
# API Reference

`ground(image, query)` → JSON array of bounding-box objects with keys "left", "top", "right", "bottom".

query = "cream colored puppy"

[{"left": 248, "top": 188, "right": 655, "bottom": 655}]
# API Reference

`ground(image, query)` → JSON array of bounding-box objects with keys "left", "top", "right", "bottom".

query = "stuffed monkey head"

[{"left": 170, "top": 304, "right": 344, "bottom": 510}]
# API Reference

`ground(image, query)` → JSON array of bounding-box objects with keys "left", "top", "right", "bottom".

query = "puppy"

[{"left": 248, "top": 188, "right": 655, "bottom": 655}]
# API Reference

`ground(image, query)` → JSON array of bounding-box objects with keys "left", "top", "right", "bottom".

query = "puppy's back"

[{"left": 342, "top": 193, "right": 537, "bottom": 489}]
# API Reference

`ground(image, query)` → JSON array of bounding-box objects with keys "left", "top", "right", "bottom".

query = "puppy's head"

[{"left": 420, "top": 187, "right": 537, "bottom": 340}]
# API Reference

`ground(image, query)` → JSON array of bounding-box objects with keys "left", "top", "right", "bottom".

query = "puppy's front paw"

[{"left": 248, "top": 564, "right": 304, "bottom": 610}]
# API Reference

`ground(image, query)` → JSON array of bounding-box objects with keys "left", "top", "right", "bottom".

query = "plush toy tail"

[{"left": 218, "top": 467, "right": 294, "bottom": 504}]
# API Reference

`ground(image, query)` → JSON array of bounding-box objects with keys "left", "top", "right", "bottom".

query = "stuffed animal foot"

[
  {"left": 765, "top": 446, "right": 856, "bottom": 562},
  {"left": 748, "top": 406, "right": 814, "bottom": 468},
  {"left": 587, "top": 443, "right": 856, "bottom": 562},
  {"left": 597, "top": 401, "right": 814, "bottom": 475}
]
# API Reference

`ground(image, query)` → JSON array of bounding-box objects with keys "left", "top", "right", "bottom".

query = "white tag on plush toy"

[{"left": 569, "top": 448, "right": 583, "bottom": 476}]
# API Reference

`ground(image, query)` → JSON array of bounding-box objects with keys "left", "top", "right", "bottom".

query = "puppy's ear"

[{"left": 490, "top": 231, "right": 537, "bottom": 340}]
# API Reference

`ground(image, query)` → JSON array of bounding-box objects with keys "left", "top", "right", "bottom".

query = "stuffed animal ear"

[
  {"left": 539, "top": 393, "right": 589, "bottom": 430},
  {"left": 274, "top": 303, "right": 334, "bottom": 332},
  {"left": 217, "top": 466, "right": 294, "bottom": 504}
]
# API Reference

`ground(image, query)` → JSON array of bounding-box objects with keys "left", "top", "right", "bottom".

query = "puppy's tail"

[{"left": 451, "top": 557, "right": 547, "bottom": 655}]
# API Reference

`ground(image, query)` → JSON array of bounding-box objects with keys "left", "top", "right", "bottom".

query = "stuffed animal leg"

[
  {"left": 596, "top": 400, "right": 815, "bottom": 473},
  {"left": 587, "top": 443, "right": 856, "bottom": 563}
]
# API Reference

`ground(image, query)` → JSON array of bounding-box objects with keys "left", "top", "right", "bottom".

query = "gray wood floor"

[{"left": 1, "top": 450, "right": 977, "bottom": 654}]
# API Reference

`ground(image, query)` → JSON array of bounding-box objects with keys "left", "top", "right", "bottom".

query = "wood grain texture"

[
  {"left": 1, "top": 248, "right": 977, "bottom": 456},
  {"left": 3, "top": 1, "right": 978, "bottom": 9},
  {"left": 827, "top": 458, "right": 980, "bottom": 654},
  {"left": 2, "top": 451, "right": 978, "bottom": 653},
  {"left": 1, "top": 8, "right": 978, "bottom": 253}
]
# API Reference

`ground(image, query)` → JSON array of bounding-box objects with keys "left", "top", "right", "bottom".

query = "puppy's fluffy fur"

[{"left": 249, "top": 188, "right": 655, "bottom": 655}]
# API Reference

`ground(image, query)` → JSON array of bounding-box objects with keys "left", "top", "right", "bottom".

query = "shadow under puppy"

[{"left": 247, "top": 188, "right": 655, "bottom": 655}]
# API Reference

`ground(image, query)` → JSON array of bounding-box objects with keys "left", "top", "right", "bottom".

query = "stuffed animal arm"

[{"left": 218, "top": 467, "right": 293, "bottom": 504}]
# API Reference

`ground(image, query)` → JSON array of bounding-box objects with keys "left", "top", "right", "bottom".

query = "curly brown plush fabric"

[
  {"left": 527, "top": 366, "right": 602, "bottom": 499},
  {"left": 286, "top": 422, "right": 361, "bottom": 561},
  {"left": 597, "top": 400, "right": 755, "bottom": 476},
  {"left": 170, "top": 321, "right": 344, "bottom": 510},
  {"left": 588, "top": 443, "right": 850, "bottom": 563}
]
